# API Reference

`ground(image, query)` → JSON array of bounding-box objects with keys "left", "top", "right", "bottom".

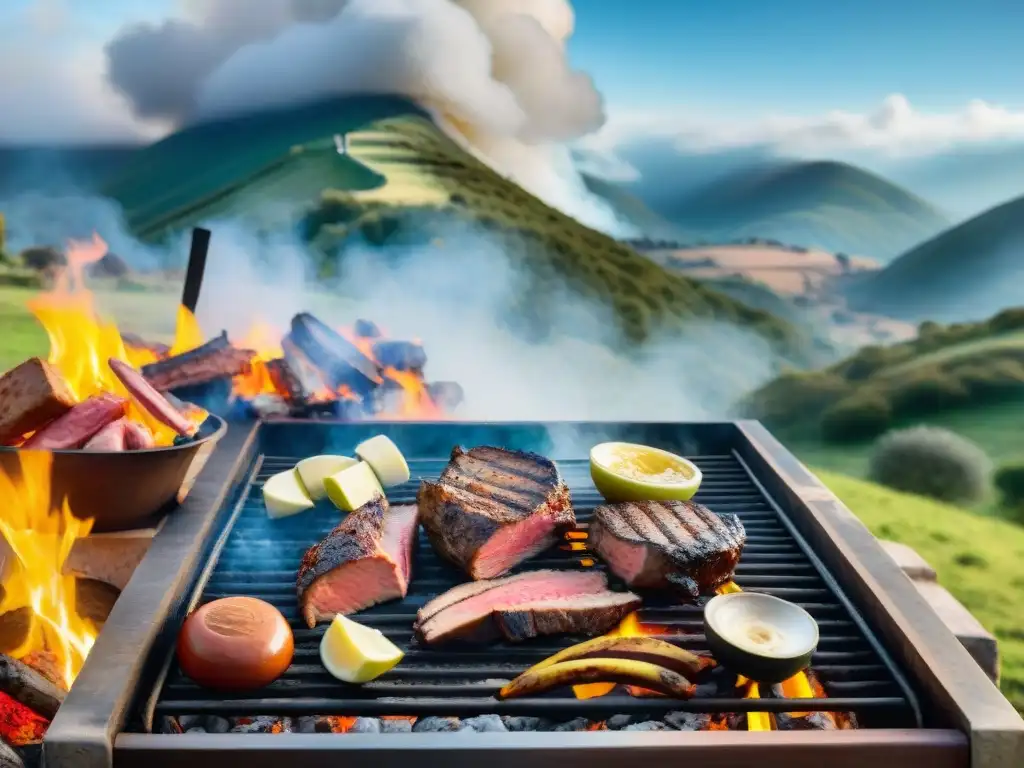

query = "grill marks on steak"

[
  {"left": 589, "top": 500, "right": 745, "bottom": 599},
  {"left": 415, "top": 569, "right": 640, "bottom": 645},
  {"left": 418, "top": 446, "right": 574, "bottom": 579},
  {"left": 297, "top": 497, "right": 419, "bottom": 628}
]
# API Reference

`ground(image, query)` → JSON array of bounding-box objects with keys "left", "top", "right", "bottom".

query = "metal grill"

[{"left": 144, "top": 451, "right": 920, "bottom": 728}]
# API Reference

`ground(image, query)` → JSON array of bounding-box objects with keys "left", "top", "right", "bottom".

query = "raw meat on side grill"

[
  {"left": 296, "top": 496, "right": 419, "bottom": 627},
  {"left": 417, "top": 446, "right": 575, "bottom": 579},
  {"left": 588, "top": 500, "right": 745, "bottom": 600},
  {"left": 414, "top": 569, "right": 640, "bottom": 645}
]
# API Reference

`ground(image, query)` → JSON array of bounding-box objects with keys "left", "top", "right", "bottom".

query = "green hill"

[
  {"left": 658, "top": 160, "right": 948, "bottom": 261},
  {"left": 847, "top": 194, "right": 1024, "bottom": 323},
  {"left": 743, "top": 307, "right": 1024, "bottom": 442},
  {"left": 815, "top": 468, "right": 1024, "bottom": 712},
  {"left": 101, "top": 96, "right": 806, "bottom": 355},
  {"left": 580, "top": 172, "right": 686, "bottom": 239}
]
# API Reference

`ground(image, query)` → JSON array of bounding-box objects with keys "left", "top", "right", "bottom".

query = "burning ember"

[
  {"left": 0, "top": 449, "right": 96, "bottom": 689},
  {"left": 122, "top": 308, "right": 464, "bottom": 422}
]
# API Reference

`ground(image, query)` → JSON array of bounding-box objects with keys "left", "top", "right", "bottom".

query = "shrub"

[
  {"left": 952, "top": 358, "right": 1024, "bottom": 400},
  {"left": 885, "top": 368, "right": 969, "bottom": 417},
  {"left": 867, "top": 426, "right": 991, "bottom": 505},
  {"left": 837, "top": 345, "right": 915, "bottom": 381},
  {"left": 987, "top": 307, "right": 1024, "bottom": 334},
  {"left": 741, "top": 371, "right": 852, "bottom": 427},
  {"left": 820, "top": 391, "right": 892, "bottom": 442},
  {"left": 20, "top": 246, "right": 64, "bottom": 272},
  {"left": 994, "top": 462, "right": 1024, "bottom": 514}
]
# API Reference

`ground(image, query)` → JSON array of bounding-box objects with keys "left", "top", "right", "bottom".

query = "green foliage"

[
  {"left": 994, "top": 462, "right": 1024, "bottom": 519},
  {"left": 837, "top": 344, "right": 916, "bottom": 381},
  {"left": 950, "top": 358, "right": 1024, "bottom": 399},
  {"left": 820, "top": 391, "right": 892, "bottom": 442},
  {"left": 743, "top": 370, "right": 851, "bottom": 427},
  {"left": 20, "top": 246, "right": 63, "bottom": 272},
  {"left": 867, "top": 426, "right": 991, "bottom": 504},
  {"left": 885, "top": 367, "right": 969, "bottom": 416},
  {"left": 988, "top": 307, "right": 1024, "bottom": 335}
]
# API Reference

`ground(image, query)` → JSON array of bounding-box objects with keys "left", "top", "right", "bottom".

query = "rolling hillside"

[
  {"left": 654, "top": 160, "right": 948, "bottom": 261},
  {"left": 580, "top": 172, "right": 685, "bottom": 238},
  {"left": 847, "top": 194, "right": 1024, "bottom": 323},
  {"left": 100, "top": 96, "right": 806, "bottom": 355}
]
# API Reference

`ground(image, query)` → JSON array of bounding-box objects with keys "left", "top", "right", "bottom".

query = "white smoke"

[
  {"left": 103, "top": 0, "right": 631, "bottom": 234},
  {"left": 183, "top": 220, "right": 778, "bottom": 422}
]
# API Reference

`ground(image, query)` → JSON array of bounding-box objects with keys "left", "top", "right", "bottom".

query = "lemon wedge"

[
  {"left": 323, "top": 461, "right": 384, "bottom": 512},
  {"left": 355, "top": 435, "right": 410, "bottom": 488},
  {"left": 296, "top": 455, "right": 358, "bottom": 501},
  {"left": 319, "top": 614, "right": 405, "bottom": 683},
  {"left": 263, "top": 469, "right": 315, "bottom": 519},
  {"left": 590, "top": 442, "right": 702, "bottom": 502}
]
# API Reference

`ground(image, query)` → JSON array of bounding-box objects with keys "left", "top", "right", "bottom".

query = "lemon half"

[
  {"left": 320, "top": 614, "right": 405, "bottom": 684},
  {"left": 590, "top": 441, "right": 702, "bottom": 502}
]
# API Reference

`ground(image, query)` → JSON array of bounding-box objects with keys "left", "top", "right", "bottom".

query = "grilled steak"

[
  {"left": 297, "top": 497, "right": 418, "bottom": 628},
  {"left": 415, "top": 569, "right": 640, "bottom": 645},
  {"left": 589, "top": 500, "right": 745, "bottom": 599},
  {"left": 418, "top": 446, "right": 574, "bottom": 580}
]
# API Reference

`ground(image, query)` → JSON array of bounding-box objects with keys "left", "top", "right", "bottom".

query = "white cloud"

[{"left": 584, "top": 94, "right": 1024, "bottom": 162}]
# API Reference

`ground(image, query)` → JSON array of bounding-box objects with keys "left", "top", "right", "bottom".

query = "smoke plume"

[{"left": 104, "top": 0, "right": 629, "bottom": 233}]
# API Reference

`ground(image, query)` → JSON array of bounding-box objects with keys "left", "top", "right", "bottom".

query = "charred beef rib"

[
  {"left": 297, "top": 497, "right": 419, "bottom": 628},
  {"left": 588, "top": 500, "right": 745, "bottom": 599},
  {"left": 414, "top": 569, "right": 640, "bottom": 645},
  {"left": 418, "top": 446, "right": 574, "bottom": 580}
]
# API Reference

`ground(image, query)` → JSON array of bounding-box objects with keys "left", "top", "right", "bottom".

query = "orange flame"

[
  {"left": 28, "top": 234, "right": 207, "bottom": 445},
  {"left": 573, "top": 612, "right": 646, "bottom": 699},
  {"left": 0, "top": 451, "right": 96, "bottom": 689}
]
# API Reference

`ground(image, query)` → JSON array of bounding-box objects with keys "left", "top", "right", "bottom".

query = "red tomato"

[{"left": 177, "top": 597, "right": 294, "bottom": 690}]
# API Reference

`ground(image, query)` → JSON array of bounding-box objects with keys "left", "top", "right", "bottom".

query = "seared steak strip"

[
  {"left": 297, "top": 496, "right": 419, "bottom": 627},
  {"left": 415, "top": 569, "right": 640, "bottom": 645}
]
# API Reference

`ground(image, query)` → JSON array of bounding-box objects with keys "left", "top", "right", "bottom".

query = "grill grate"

[{"left": 147, "top": 452, "right": 919, "bottom": 727}]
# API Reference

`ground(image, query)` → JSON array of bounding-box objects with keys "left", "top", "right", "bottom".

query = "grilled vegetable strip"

[
  {"left": 518, "top": 635, "right": 713, "bottom": 680},
  {"left": 497, "top": 658, "right": 696, "bottom": 700}
]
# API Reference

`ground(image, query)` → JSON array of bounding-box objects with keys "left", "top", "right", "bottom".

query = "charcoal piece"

[
  {"left": 775, "top": 712, "right": 838, "bottom": 731},
  {"left": 141, "top": 332, "right": 255, "bottom": 391},
  {"left": 289, "top": 313, "right": 381, "bottom": 393},
  {"left": 0, "top": 741, "right": 25, "bottom": 768},
  {"left": 354, "top": 319, "right": 381, "bottom": 338},
  {"left": 229, "top": 716, "right": 293, "bottom": 733},
  {"left": 0, "top": 654, "right": 65, "bottom": 719},
  {"left": 501, "top": 716, "right": 545, "bottom": 732},
  {"left": 158, "top": 717, "right": 183, "bottom": 735},
  {"left": 265, "top": 358, "right": 308, "bottom": 405},
  {"left": 550, "top": 718, "right": 591, "bottom": 732},
  {"left": 412, "top": 717, "right": 461, "bottom": 733},
  {"left": 348, "top": 718, "right": 382, "bottom": 734},
  {"left": 380, "top": 718, "right": 414, "bottom": 733},
  {"left": 663, "top": 711, "right": 712, "bottom": 731},
  {"left": 624, "top": 721, "right": 667, "bottom": 732},
  {"left": 281, "top": 335, "right": 332, "bottom": 398},
  {"left": 372, "top": 341, "right": 426, "bottom": 372},
  {"left": 204, "top": 716, "right": 230, "bottom": 734},
  {"left": 605, "top": 715, "right": 635, "bottom": 730},
  {"left": 426, "top": 381, "right": 464, "bottom": 410},
  {"left": 186, "top": 727, "right": 206, "bottom": 734},
  {"left": 459, "top": 715, "right": 507, "bottom": 733},
  {"left": 177, "top": 716, "right": 204, "bottom": 731}
]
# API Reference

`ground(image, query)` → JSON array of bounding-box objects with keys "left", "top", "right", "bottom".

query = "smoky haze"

[
  {"left": 103, "top": 0, "right": 630, "bottom": 234},
  {"left": 186, "top": 219, "right": 780, "bottom": 424}
]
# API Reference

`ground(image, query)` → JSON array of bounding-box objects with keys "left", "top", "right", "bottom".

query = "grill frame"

[{"left": 43, "top": 420, "right": 1024, "bottom": 768}]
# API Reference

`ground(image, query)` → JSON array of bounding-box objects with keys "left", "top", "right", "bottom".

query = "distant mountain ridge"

[
  {"left": 654, "top": 160, "right": 949, "bottom": 261},
  {"left": 847, "top": 193, "right": 1024, "bottom": 323}
]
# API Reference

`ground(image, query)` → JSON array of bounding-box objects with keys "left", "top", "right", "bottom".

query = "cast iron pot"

[{"left": 0, "top": 415, "right": 227, "bottom": 532}]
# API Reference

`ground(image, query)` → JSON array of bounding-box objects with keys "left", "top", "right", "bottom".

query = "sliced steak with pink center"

[
  {"left": 589, "top": 499, "right": 745, "bottom": 600},
  {"left": 415, "top": 569, "right": 640, "bottom": 645},
  {"left": 297, "top": 497, "right": 419, "bottom": 628},
  {"left": 418, "top": 446, "right": 574, "bottom": 580}
]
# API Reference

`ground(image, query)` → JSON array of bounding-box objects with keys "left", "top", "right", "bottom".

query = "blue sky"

[{"left": 572, "top": 1, "right": 1024, "bottom": 114}]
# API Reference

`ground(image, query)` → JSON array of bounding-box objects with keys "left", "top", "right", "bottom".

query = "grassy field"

[
  {"left": 877, "top": 330, "right": 1024, "bottom": 378},
  {"left": 816, "top": 468, "right": 1024, "bottom": 712}
]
